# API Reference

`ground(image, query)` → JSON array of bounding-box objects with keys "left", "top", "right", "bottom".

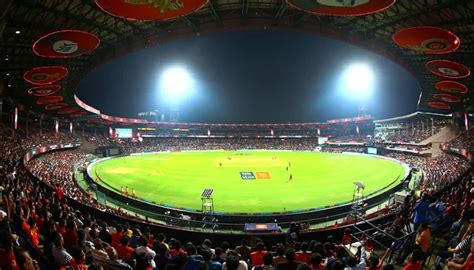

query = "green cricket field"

[{"left": 90, "top": 151, "right": 406, "bottom": 213}]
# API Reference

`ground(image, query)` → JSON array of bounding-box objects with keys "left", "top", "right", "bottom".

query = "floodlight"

[
  {"left": 342, "top": 63, "right": 374, "bottom": 98},
  {"left": 160, "top": 66, "right": 191, "bottom": 101}
]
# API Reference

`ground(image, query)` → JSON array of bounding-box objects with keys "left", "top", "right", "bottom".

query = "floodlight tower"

[
  {"left": 160, "top": 66, "right": 192, "bottom": 122},
  {"left": 343, "top": 63, "right": 374, "bottom": 117},
  {"left": 169, "top": 104, "right": 179, "bottom": 122}
]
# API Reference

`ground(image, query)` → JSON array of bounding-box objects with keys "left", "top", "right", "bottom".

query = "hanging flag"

[
  {"left": 70, "top": 122, "right": 73, "bottom": 134},
  {"left": 55, "top": 120, "right": 59, "bottom": 133}
]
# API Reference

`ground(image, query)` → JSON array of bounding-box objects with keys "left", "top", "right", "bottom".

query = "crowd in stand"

[
  {"left": 0, "top": 122, "right": 473, "bottom": 270},
  {"left": 319, "top": 146, "right": 365, "bottom": 153},
  {"left": 117, "top": 138, "right": 319, "bottom": 154},
  {"left": 26, "top": 151, "right": 100, "bottom": 208},
  {"left": 380, "top": 119, "right": 451, "bottom": 144},
  {"left": 445, "top": 130, "right": 473, "bottom": 152},
  {"left": 385, "top": 152, "right": 470, "bottom": 192}
]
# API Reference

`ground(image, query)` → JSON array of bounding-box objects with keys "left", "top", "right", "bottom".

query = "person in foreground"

[{"left": 344, "top": 244, "right": 366, "bottom": 270}]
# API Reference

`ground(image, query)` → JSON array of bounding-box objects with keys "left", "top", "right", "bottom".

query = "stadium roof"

[
  {"left": 1, "top": 0, "right": 473, "bottom": 124},
  {"left": 373, "top": 111, "right": 451, "bottom": 123}
]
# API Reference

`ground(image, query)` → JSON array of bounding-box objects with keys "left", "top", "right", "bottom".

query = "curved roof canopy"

[{"left": 1, "top": 0, "right": 473, "bottom": 124}]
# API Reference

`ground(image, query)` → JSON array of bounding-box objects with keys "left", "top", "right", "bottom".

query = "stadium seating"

[{"left": 0, "top": 121, "right": 472, "bottom": 269}]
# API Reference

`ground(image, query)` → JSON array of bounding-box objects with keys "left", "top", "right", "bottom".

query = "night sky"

[{"left": 77, "top": 30, "right": 421, "bottom": 123}]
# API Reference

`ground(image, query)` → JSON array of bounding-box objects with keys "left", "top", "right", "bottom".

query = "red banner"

[
  {"left": 33, "top": 30, "right": 100, "bottom": 58},
  {"left": 393, "top": 27, "right": 460, "bottom": 54},
  {"left": 96, "top": 0, "right": 208, "bottom": 21}
]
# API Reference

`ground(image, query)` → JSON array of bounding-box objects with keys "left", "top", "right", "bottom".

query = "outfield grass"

[{"left": 91, "top": 151, "right": 406, "bottom": 213}]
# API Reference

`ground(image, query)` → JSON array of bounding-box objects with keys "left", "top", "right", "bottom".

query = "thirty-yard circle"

[{"left": 91, "top": 151, "right": 406, "bottom": 214}]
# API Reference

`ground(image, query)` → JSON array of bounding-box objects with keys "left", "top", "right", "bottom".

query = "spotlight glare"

[
  {"left": 342, "top": 63, "right": 374, "bottom": 99},
  {"left": 160, "top": 66, "right": 192, "bottom": 101}
]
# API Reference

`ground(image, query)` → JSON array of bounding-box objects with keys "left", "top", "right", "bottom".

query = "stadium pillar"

[
  {"left": 11, "top": 106, "right": 17, "bottom": 137},
  {"left": 465, "top": 113, "right": 470, "bottom": 131},
  {"left": 25, "top": 111, "right": 29, "bottom": 138}
]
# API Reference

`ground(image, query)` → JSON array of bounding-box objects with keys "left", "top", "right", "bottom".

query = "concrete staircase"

[{"left": 420, "top": 126, "right": 459, "bottom": 156}]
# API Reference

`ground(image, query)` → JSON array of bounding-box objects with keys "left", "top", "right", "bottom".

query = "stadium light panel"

[
  {"left": 160, "top": 66, "right": 192, "bottom": 101},
  {"left": 342, "top": 63, "right": 374, "bottom": 99}
]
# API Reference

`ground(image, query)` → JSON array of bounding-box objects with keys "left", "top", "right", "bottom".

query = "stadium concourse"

[{"left": 0, "top": 114, "right": 471, "bottom": 270}]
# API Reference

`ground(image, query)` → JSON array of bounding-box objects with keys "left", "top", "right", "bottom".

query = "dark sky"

[{"left": 77, "top": 30, "right": 420, "bottom": 123}]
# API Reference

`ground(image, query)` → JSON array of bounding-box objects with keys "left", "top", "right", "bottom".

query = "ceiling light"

[{"left": 15, "top": 30, "right": 21, "bottom": 34}]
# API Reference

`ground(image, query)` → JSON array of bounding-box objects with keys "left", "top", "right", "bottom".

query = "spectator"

[
  {"left": 169, "top": 240, "right": 186, "bottom": 258},
  {"left": 413, "top": 194, "right": 430, "bottom": 228},
  {"left": 447, "top": 238, "right": 474, "bottom": 269},
  {"left": 236, "top": 239, "right": 252, "bottom": 263},
  {"left": 202, "top": 249, "right": 221, "bottom": 270},
  {"left": 295, "top": 242, "right": 311, "bottom": 264},
  {"left": 51, "top": 231, "right": 73, "bottom": 268},
  {"left": 402, "top": 249, "right": 423, "bottom": 270},
  {"left": 309, "top": 253, "right": 323, "bottom": 270},
  {"left": 223, "top": 251, "right": 248, "bottom": 270},
  {"left": 91, "top": 239, "right": 109, "bottom": 267},
  {"left": 399, "top": 223, "right": 431, "bottom": 263},
  {"left": 135, "top": 236, "right": 156, "bottom": 269},
  {"left": 273, "top": 245, "right": 286, "bottom": 266},
  {"left": 0, "top": 230, "right": 19, "bottom": 270},
  {"left": 129, "top": 228, "right": 142, "bottom": 249},
  {"left": 69, "top": 245, "right": 88, "bottom": 270},
  {"left": 276, "top": 249, "right": 299, "bottom": 270},
  {"left": 112, "top": 224, "right": 124, "bottom": 248},
  {"left": 213, "top": 247, "right": 225, "bottom": 264},
  {"left": 64, "top": 219, "right": 79, "bottom": 249},
  {"left": 253, "top": 252, "right": 275, "bottom": 270},
  {"left": 251, "top": 242, "right": 267, "bottom": 266},
  {"left": 105, "top": 246, "right": 133, "bottom": 270},
  {"left": 201, "top": 239, "right": 214, "bottom": 254},
  {"left": 157, "top": 233, "right": 169, "bottom": 250},
  {"left": 184, "top": 243, "right": 204, "bottom": 270},
  {"left": 99, "top": 222, "right": 113, "bottom": 245},
  {"left": 15, "top": 248, "right": 38, "bottom": 270},
  {"left": 154, "top": 242, "right": 172, "bottom": 270},
  {"left": 116, "top": 235, "right": 134, "bottom": 261},
  {"left": 344, "top": 245, "right": 366, "bottom": 270}
]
